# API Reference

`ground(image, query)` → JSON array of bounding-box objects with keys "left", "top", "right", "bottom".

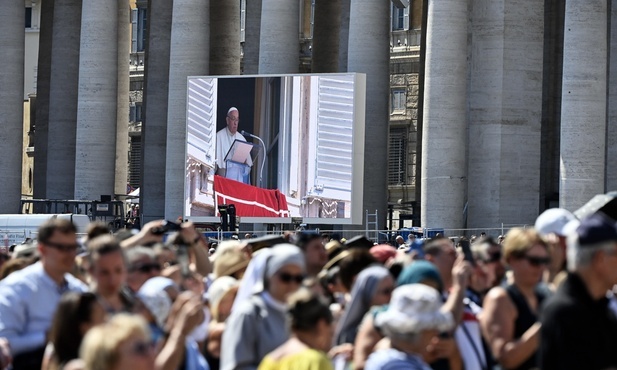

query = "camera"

[{"left": 151, "top": 220, "right": 182, "bottom": 235}]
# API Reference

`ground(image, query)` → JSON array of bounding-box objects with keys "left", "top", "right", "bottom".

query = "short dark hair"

[
  {"left": 338, "top": 249, "right": 377, "bottom": 292},
  {"left": 287, "top": 288, "right": 333, "bottom": 332},
  {"left": 388, "top": 260, "right": 405, "bottom": 280},
  {"left": 455, "top": 237, "right": 470, "bottom": 248},
  {"left": 471, "top": 236, "right": 500, "bottom": 259},
  {"left": 88, "top": 235, "right": 125, "bottom": 265},
  {"left": 85, "top": 222, "right": 111, "bottom": 243},
  {"left": 423, "top": 236, "right": 452, "bottom": 256},
  {"left": 295, "top": 232, "right": 322, "bottom": 251},
  {"left": 38, "top": 218, "right": 77, "bottom": 245}
]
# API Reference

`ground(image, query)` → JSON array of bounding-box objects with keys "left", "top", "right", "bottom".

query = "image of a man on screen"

[{"left": 215, "top": 107, "right": 253, "bottom": 183}]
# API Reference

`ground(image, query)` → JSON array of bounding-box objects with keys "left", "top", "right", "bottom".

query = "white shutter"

[
  {"left": 404, "top": 6, "right": 410, "bottom": 30},
  {"left": 186, "top": 78, "right": 218, "bottom": 168},
  {"left": 131, "top": 9, "right": 138, "bottom": 53},
  {"left": 240, "top": 0, "right": 246, "bottom": 43},
  {"left": 308, "top": 75, "right": 355, "bottom": 202}
]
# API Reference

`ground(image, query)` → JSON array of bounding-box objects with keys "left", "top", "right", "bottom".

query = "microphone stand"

[
  {"left": 254, "top": 135, "right": 266, "bottom": 187},
  {"left": 242, "top": 131, "right": 266, "bottom": 187}
]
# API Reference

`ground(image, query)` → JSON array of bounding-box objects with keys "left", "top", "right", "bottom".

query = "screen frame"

[{"left": 183, "top": 72, "right": 366, "bottom": 225}]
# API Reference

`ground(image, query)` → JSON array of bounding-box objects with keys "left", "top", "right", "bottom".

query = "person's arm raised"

[
  {"left": 440, "top": 256, "right": 472, "bottom": 324},
  {"left": 179, "top": 222, "right": 211, "bottom": 276},
  {"left": 120, "top": 220, "right": 165, "bottom": 249},
  {"left": 352, "top": 314, "right": 381, "bottom": 370},
  {"left": 155, "top": 292, "right": 205, "bottom": 370}
]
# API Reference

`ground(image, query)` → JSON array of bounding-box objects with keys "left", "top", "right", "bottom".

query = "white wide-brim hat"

[{"left": 375, "top": 284, "right": 454, "bottom": 336}]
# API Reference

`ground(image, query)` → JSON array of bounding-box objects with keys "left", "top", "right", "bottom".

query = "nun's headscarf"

[
  {"left": 333, "top": 265, "right": 391, "bottom": 345},
  {"left": 264, "top": 244, "right": 305, "bottom": 279},
  {"left": 231, "top": 243, "right": 305, "bottom": 312},
  {"left": 396, "top": 260, "right": 444, "bottom": 292}
]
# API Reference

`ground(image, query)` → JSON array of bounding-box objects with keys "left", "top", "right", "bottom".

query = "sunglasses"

[
  {"left": 44, "top": 241, "right": 80, "bottom": 253},
  {"left": 523, "top": 255, "right": 550, "bottom": 267},
  {"left": 130, "top": 340, "right": 153, "bottom": 357},
  {"left": 278, "top": 272, "right": 305, "bottom": 284},
  {"left": 130, "top": 262, "right": 161, "bottom": 273}
]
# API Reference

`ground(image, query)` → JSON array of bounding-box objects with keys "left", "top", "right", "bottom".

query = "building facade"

[{"left": 4, "top": 0, "right": 615, "bottom": 231}]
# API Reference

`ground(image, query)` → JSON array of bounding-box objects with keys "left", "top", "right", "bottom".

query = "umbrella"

[
  {"left": 574, "top": 192, "right": 617, "bottom": 221},
  {"left": 127, "top": 188, "right": 140, "bottom": 204}
]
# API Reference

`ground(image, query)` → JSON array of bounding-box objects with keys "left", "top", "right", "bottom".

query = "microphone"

[{"left": 240, "top": 130, "right": 257, "bottom": 139}]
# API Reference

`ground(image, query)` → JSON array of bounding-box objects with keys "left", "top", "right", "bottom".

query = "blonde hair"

[
  {"left": 80, "top": 314, "right": 150, "bottom": 370},
  {"left": 211, "top": 285, "right": 239, "bottom": 322},
  {"left": 502, "top": 228, "right": 547, "bottom": 262}
]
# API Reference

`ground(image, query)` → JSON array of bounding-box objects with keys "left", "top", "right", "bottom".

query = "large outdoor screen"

[{"left": 184, "top": 73, "right": 366, "bottom": 224}]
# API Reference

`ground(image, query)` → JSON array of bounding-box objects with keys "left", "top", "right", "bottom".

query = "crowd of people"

[{"left": 0, "top": 207, "right": 617, "bottom": 370}]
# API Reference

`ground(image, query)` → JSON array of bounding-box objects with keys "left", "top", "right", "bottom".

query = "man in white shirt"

[
  {"left": 215, "top": 107, "right": 253, "bottom": 182},
  {"left": 0, "top": 219, "right": 87, "bottom": 370}
]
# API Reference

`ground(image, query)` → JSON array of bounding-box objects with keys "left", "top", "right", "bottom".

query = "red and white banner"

[{"left": 214, "top": 175, "right": 290, "bottom": 217}]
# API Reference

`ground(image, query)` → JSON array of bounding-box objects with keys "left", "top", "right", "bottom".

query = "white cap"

[
  {"left": 561, "top": 219, "right": 580, "bottom": 237},
  {"left": 227, "top": 107, "right": 238, "bottom": 115},
  {"left": 535, "top": 208, "right": 577, "bottom": 237}
]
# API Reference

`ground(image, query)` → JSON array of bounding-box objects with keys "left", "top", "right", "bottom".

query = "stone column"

[
  {"left": 608, "top": 0, "right": 617, "bottom": 191},
  {"left": 560, "top": 0, "right": 607, "bottom": 210},
  {"left": 210, "top": 0, "right": 240, "bottom": 75},
  {"left": 258, "top": 0, "right": 299, "bottom": 73},
  {"left": 115, "top": 0, "right": 130, "bottom": 196},
  {"left": 164, "top": 0, "right": 209, "bottom": 220},
  {"left": 243, "top": 0, "right": 262, "bottom": 74},
  {"left": 75, "top": 1, "right": 119, "bottom": 200},
  {"left": 0, "top": 0, "right": 25, "bottom": 212},
  {"left": 420, "top": 0, "right": 469, "bottom": 230},
  {"left": 466, "top": 0, "right": 544, "bottom": 228},
  {"left": 46, "top": 0, "right": 81, "bottom": 200},
  {"left": 34, "top": 0, "right": 55, "bottom": 202},
  {"left": 312, "top": 0, "right": 341, "bottom": 73},
  {"left": 347, "top": 0, "right": 390, "bottom": 228},
  {"left": 338, "top": 0, "right": 351, "bottom": 72},
  {"left": 140, "top": 0, "right": 173, "bottom": 224}
]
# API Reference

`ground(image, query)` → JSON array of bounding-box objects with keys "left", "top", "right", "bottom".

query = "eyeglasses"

[
  {"left": 130, "top": 262, "right": 161, "bottom": 273},
  {"left": 278, "top": 272, "right": 305, "bottom": 284},
  {"left": 523, "top": 255, "right": 550, "bottom": 267},
  {"left": 44, "top": 241, "right": 80, "bottom": 253},
  {"left": 227, "top": 115, "right": 239, "bottom": 122},
  {"left": 130, "top": 340, "right": 153, "bottom": 357}
]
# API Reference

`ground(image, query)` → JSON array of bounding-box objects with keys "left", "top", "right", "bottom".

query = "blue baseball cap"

[{"left": 576, "top": 212, "right": 617, "bottom": 246}]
